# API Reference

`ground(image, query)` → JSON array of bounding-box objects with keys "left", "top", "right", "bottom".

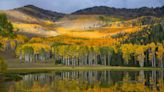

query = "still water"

[{"left": 0, "top": 70, "right": 164, "bottom": 92}]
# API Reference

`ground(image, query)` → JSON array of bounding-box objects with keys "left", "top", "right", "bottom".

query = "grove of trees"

[
  {"left": 15, "top": 42, "right": 164, "bottom": 68},
  {"left": 0, "top": 13, "right": 164, "bottom": 68}
]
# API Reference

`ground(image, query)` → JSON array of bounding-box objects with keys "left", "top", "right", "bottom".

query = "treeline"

[
  {"left": 120, "top": 43, "right": 164, "bottom": 67},
  {"left": 111, "top": 20, "right": 164, "bottom": 45},
  {"left": 99, "top": 16, "right": 160, "bottom": 28},
  {"left": 16, "top": 42, "right": 164, "bottom": 68},
  {"left": 125, "top": 23, "right": 164, "bottom": 44}
]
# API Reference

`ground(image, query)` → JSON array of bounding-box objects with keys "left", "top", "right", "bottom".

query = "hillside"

[
  {"left": 0, "top": 4, "right": 164, "bottom": 69},
  {"left": 15, "top": 5, "right": 65, "bottom": 21},
  {"left": 72, "top": 6, "right": 164, "bottom": 19},
  {"left": 0, "top": 5, "right": 163, "bottom": 38},
  {"left": 55, "top": 15, "right": 161, "bottom": 38},
  {"left": 1, "top": 5, "right": 65, "bottom": 37}
]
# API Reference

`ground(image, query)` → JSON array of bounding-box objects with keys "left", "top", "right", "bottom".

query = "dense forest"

[
  {"left": 73, "top": 6, "right": 164, "bottom": 19},
  {"left": 0, "top": 13, "right": 164, "bottom": 68}
]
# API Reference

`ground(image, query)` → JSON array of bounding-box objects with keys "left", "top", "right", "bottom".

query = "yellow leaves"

[
  {"left": 10, "top": 40, "right": 16, "bottom": 49},
  {"left": 54, "top": 78, "right": 85, "bottom": 92},
  {"left": 29, "top": 35, "right": 117, "bottom": 47},
  {"left": 44, "top": 20, "right": 54, "bottom": 25},
  {"left": 56, "top": 15, "right": 147, "bottom": 39},
  {"left": 31, "top": 43, "right": 51, "bottom": 54},
  {"left": 147, "top": 42, "right": 157, "bottom": 61},
  {"left": 120, "top": 44, "right": 148, "bottom": 66},
  {"left": 31, "top": 81, "right": 51, "bottom": 92},
  {"left": 156, "top": 43, "right": 164, "bottom": 62},
  {"left": 0, "top": 34, "right": 28, "bottom": 51},
  {"left": 147, "top": 42, "right": 156, "bottom": 51},
  {"left": 16, "top": 43, "right": 51, "bottom": 56},
  {"left": 15, "top": 81, "right": 52, "bottom": 92},
  {"left": 54, "top": 45, "right": 83, "bottom": 58},
  {"left": 134, "top": 45, "right": 146, "bottom": 55},
  {"left": 13, "top": 23, "right": 41, "bottom": 29},
  {"left": 15, "top": 35, "right": 28, "bottom": 44},
  {"left": 120, "top": 42, "right": 164, "bottom": 66},
  {"left": 121, "top": 44, "right": 135, "bottom": 63},
  {"left": 30, "top": 37, "right": 44, "bottom": 43},
  {"left": 57, "top": 27, "right": 106, "bottom": 38},
  {"left": 13, "top": 23, "right": 58, "bottom": 37},
  {"left": 8, "top": 85, "right": 15, "bottom": 92},
  {"left": 112, "top": 46, "right": 118, "bottom": 54},
  {"left": 114, "top": 73, "right": 150, "bottom": 92},
  {"left": 134, "top": 45, "right": 146, "bottom": 66}
]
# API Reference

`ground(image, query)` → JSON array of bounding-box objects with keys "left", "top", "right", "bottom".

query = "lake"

[{"left": 0, "top": 70, "right": 164, "bottom": 92}]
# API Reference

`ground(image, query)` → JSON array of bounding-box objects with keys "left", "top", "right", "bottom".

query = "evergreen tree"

[{"left": 0, "top": 13, "right": 14, "bottom": 38}]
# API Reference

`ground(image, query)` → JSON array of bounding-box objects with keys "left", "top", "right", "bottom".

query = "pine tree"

[{"left": 0, "top": 13, "right": 14, "bottom": 38}]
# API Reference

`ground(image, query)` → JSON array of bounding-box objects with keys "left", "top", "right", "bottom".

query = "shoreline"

[{"left": 7, "top": 66, "right": 164, "bottom": 73}]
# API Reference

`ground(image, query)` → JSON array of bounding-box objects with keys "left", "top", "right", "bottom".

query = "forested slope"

[{"left": 0, "top": 5, "right": 164, "bottom": 68}]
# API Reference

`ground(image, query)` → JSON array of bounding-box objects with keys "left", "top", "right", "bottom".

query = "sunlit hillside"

[
  {"left": 56, "top": 15, "right": 160, "bottom": 38},
  {"left": 0, "top": 5, "right": 161, "bottom": 39},
  {"left": 0, "top": 5, "right": 60, "bottom": 37}
]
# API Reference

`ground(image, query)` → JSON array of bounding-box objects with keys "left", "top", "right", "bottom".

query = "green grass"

[
  {"left": 3, "top": 74, "right": 23, "bottom": 81},
  {"left": 1, "top": 55, "right": 163, "bottom": 73},
  {"left": 7, "top": 66, "right": 164, "bottom": 73}
]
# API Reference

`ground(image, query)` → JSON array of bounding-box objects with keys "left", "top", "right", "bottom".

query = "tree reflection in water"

[
  {"left": 0, "top": 75, "right": 6, "bottom": 92},
  {"left": 2, "top": 70, "right": 164, "bottom": 92}
]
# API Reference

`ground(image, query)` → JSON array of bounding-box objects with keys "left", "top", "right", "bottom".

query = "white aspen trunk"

[
  {"left": 152, "top": 53, "right": 156, "bottom": 67},
  {"left": 65, "top": 58, "right": 67, "bottom": 66},
  {"left": 108, "top": 54, "right": 111, "bottom": 66},
  {"left": 95, "top": 54, "right": 98, "bottom": 65},
  {"left": 139, "top": 70, "right": 145, "bottom": 83},
  {"left": 30, "top": 54, "right": 33, "bottom": 62},
  {"left": 25, "top": 54, "right": 30, "bottom": 62},
  {"left": 19, "top": 52, "right": 23, "bottom": 62},
  {"left": 74, "top": 58, "right": 75, "bottom": 66},
  {"left": 104, "top": 55, "right": 107, "bottom": 66},
  {"left": 67, "top": 57, "right": 70, "bottom": 66},
  {"left": 85, "top": 55, "right": 88, "bottom": 66},
  {"left": 75, "top": 57, "right": 77, "bottom": 66},
  {"left": 140, "top": 62, "right": 144, "bottom": 67},
  {"left": 88, "top": 53, "right": 91, "bottom": 66},
  {"left": 63, "top": 58, "right": 66, "bottom": 65},
  {"left": 139, "top": 60, "right": 144, "bottom": 67},
  {"left": 152, "top": 71, "right": 157, "bottom": 88},
  {"left": 153, "top": 53, "right": 156, "bottom": 67}
]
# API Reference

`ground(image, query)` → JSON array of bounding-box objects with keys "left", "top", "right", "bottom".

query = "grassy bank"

[
  {"left": 7, "top": 66, "right": 164, "bottom": 73},
  {"left": 2, "top": 56, "right": 164, "bottom": 73}
]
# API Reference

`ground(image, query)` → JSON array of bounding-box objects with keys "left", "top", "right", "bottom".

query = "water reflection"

[{"left": 1, "top": 70, "right": 164, "bottom": 92}]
